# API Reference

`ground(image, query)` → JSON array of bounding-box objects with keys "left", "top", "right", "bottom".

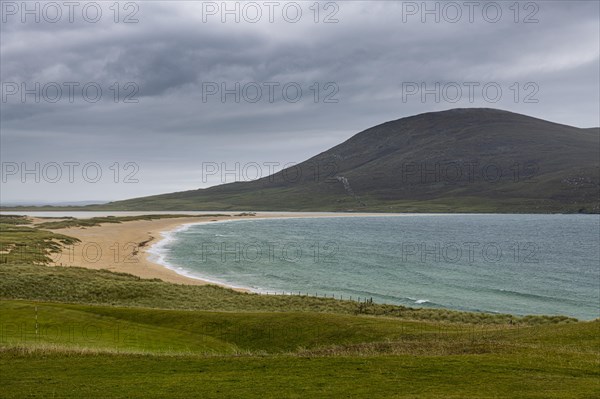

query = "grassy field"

[
  {"left": 1, "top": 299, "right": 598, "bottom": 398},
  {"left": 0, "top": 214, "right": 598, "bottom": 398}
]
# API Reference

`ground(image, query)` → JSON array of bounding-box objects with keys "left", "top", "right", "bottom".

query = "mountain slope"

[{"left": 96, "top": 108, "right": 600, "bottom": 213}]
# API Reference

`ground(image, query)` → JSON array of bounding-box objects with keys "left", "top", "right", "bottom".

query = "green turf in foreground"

[
  {"left": 0, "top": 300, "right": 598, "bottom": 398},
  {"left": 3, "top": 353, "right": 598, "bottom": 399}
]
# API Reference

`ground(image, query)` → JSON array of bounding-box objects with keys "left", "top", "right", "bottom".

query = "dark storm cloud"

[{"left": 1, "top": 0, "right": 598, "bottom": 203}]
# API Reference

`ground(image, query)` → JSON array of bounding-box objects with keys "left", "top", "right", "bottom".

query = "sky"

[{"left": 1, "top": 0, "right": 599, "bottom": 204}]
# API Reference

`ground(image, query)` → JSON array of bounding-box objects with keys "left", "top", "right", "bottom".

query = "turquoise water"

[{"left": 152, "top": 215, "right": 600, "bottom": 319}]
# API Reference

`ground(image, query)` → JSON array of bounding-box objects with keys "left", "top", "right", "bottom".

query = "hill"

[{"left": 6, "top": 108, "right": 600, "bottom": 213}]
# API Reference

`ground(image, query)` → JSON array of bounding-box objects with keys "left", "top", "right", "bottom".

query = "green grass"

[
  {"left": 0, "top": 300, "right": 488, "bottom": 355},
  {"left": 2, "top": 353, "right": 598, "bottom": 399},
  {"left": 0, "top": 223, "right": 80, "bottom": 265},
  {"left": 0, "top": 263, "right": 577, "bottom": 325},
  {"left": 0, "top": 214, "right": 32, "bottom": 225},
  {"left": 0, "top": 300, "right": 598, "bottom": 398},
  {"left": 0, "top": 217, "right": 597, "bottom": 397}
]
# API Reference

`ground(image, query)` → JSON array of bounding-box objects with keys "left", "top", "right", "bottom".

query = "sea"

[{"left": 148, "top": 214, "right": 600, "bottom": 320}]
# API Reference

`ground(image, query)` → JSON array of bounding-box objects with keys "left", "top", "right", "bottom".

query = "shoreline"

[
  {"left": 47, "top": 216, "right": 237, "bottom": 288},
  {"left": 46, "top": 212, "right": 393, "bottom": 290},
  {"left": 145, "top": 219, "right": 256, "bottom": 291}
]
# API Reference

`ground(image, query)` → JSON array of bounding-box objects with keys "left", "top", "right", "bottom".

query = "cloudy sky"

[{"left": 1, "top": 0, "right": 599, "bottom": 204}]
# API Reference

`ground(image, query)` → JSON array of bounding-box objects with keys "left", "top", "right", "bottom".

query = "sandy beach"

[
  {"left": 42, "top": 212, "right": 389, "bottom": 289},
  {"left": 43, "top": 215, "right": 235, "bottom": 287}
]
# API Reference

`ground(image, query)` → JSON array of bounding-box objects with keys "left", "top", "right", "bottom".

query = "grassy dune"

[
  {"left": 0, "top": 263, "right": 576, "bottom": 325},
  {"left": 0, "top": 216, "right": 79, "bottom": 264},
  {"left": 0, "top": 300, "right": 515, "bottom": 355}
]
